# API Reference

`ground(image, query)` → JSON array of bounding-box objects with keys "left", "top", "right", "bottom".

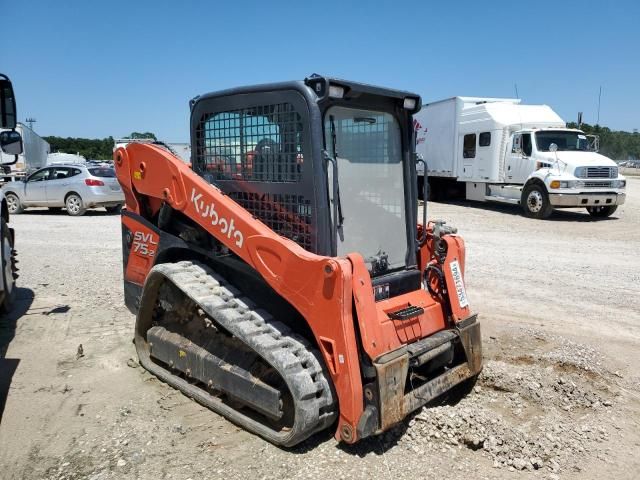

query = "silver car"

[{"left": 2, "top": 163, "right": 124, "bottom": 216}]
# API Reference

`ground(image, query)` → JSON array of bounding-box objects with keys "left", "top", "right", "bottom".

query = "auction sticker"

[{"left": 449, "top": 260, "right": 469, "bottom": 309}]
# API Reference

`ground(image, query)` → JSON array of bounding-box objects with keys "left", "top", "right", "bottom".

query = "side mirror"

[
  {"left": 0, "top": 75, "right": 18, "bottom": 130},
  {"left": 0, "top": 130, "right": 23, "bottom": 156}
]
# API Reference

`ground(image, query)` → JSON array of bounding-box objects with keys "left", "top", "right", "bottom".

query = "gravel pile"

[{"left": 400, "top": 359, "right": 613, "bottom": 473}]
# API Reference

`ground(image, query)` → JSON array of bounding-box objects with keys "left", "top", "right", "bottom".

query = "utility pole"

[
  {"left": 596, "top": 86, "right": 602, "bottom": 125},
  {"left": 25, "top": 117, "right": 37, "bottom": 130}
]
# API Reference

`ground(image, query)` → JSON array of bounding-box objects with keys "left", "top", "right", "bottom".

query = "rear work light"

[{"left": 85, "top": 178, "right": 104, "bottom": 186}]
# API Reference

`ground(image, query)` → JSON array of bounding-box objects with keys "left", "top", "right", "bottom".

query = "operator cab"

[{"left": 190, "top": 75, "right": 422, "bottom": 298}]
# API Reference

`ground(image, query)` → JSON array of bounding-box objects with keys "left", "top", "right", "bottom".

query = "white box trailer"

[
  {"left": 0, "top": 123, "right": 50, "bottom": 178},
  {"left": 415, "top": 97, "right": 626, "bottom": 219}
]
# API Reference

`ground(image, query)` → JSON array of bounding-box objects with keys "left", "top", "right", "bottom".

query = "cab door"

[
  {"left": 23, "top": 168, "right": 51, "bottom": 204},
  {"left": 506, "top": 133, "right": 534, "bottom": 183}
]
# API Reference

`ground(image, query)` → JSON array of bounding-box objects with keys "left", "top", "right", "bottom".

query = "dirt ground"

[{"left": 1, "top": 179, "right": 639, "bottom": 480}]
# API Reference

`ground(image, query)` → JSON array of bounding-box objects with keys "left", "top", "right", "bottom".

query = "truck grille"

[
  {"left": 584, "top": 181, "right": 612, "bottom": 188},
  {"left": 584, "top": 167, "right": 615, "bottom": 178}
]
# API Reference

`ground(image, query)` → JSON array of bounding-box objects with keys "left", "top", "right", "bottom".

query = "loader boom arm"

[{"left": 115, "top": 143, "right": 365, "bottom": 441}]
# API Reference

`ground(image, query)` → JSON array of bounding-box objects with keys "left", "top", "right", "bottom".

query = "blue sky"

[{"left": 4, "top": 0, "right": 639, "bottom": 141}]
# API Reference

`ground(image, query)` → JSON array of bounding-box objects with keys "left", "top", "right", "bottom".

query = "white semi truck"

[{"left": 415, "top": 97, "right": 626, "bottom": 218}]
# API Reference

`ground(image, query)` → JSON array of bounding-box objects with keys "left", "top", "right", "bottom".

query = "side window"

[
  {"left": 197, "top": 103, "right": 304, "bottom": 182},
  {"left": 522, "top": 134, "right": 532, "bottom": 157},
  {"left": 463, "top": 134, "right": 476, "bottom": 159},
  {"left": 28, "top": 169, "right": 51, "bottom": 182},
  {"left": 479, "top": 132, "right": 491, "bottom": 147},
  {"left": 51, "top": 168, "right": 71, "bottom": 180},
  {"left": 512, "top": 134, "right": 522, "bottom": 153},
  {"left": 70, "top": 168, "right": 82, "bottom": 177}
]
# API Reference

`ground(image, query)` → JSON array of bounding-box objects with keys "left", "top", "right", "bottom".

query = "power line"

[{"left": 25, "top": 117, "right": 37, "bottom": 130}]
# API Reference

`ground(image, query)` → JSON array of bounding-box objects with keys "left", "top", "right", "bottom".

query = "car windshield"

[
  {"left": 535, "top": 131, "right": 590, "bottom": 152},
  {"left": 88, "top": 167, "right": 116, "bottom": 178},
  {"left": 324, "top": 106, "right": 407, "bottom": 273}
]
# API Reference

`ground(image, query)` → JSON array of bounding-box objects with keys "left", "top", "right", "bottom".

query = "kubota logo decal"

[{"left": 191, "top": 188, "right": 244, "bottom": 248}]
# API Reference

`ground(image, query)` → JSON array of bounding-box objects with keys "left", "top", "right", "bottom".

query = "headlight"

[
  {"left": 550, "top": 180, "right": 575, "bottom": 189},
  {"left": 614, "top": 179, "right": 626, "bottom": 188},
  {"left": 611, "top": 167, "right": 619, "bottom": 178},
  {"left": 574, "top": 167, "right": 586, "bottom": 178}
]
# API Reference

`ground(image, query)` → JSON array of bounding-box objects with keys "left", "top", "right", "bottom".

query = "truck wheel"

[
  {"left": 0, "top": 218, "right": 16, "bottom": 313},
  {"left": 521, "top": 184, "right": 553, "bottom": 219},
  {"left": 5, "top": 193, "right": 23, "bottom": 214},
  {"left": 586, "top": 205, "right": 617, "bottom": 218},
  {"left": 105, "top": 204, "right": 122, "bottom": 214},
  {"left": 65, "top": 194, "right": 86, "bottom": 216}
]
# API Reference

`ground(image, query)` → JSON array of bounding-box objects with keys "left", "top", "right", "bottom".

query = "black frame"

[{"left": 190, "top": 76, "right": 421, "bottom": 274}]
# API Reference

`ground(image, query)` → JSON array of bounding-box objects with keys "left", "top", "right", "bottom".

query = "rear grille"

[{"left": 585, "top": 167, "right": 615, "bottom": 178}]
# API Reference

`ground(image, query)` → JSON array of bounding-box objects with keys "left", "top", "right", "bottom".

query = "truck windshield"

[
  {"left": 535, "top": 131, "right": 590, "bottom": 152},
  {"left": 324, "top": 106, "right": 407, "bottom": 273}
]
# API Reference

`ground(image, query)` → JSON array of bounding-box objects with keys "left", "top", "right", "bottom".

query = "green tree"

[
  {"left": 43, "top": 136, "right": 115, "bottom": 160},
  {"left": 566, "top": 122, "right": 640, "bottom": 160},
  {"left": 125, "top": 132, "right": 157, "bottom": 140}
]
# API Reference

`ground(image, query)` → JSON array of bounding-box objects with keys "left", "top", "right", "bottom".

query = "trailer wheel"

[
  {"left": 586, "top": 205, "right": 617, "bottom": 218},
  {"left": 521, "top": 184, "right": 553, "bottom": 219}
]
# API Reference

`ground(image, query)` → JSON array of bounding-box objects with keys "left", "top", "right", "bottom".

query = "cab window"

[
  {"left": 512, "top": 133, "right": 532, "bottom": 156},
  {"left": 522, "top": 134, "right": 532, "bottom": 156},
  {"left": 479, "top": 132, "right": 491, "bottom": 147},
  {"left": 463, "top": 134, "right": 476, "bottom": 158}
]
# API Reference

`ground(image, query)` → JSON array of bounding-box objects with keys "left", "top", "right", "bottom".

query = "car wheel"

[
  {"left": 586, "top": 205, "right": 617, "bottom": 218},
  {"left": 5, "top": 193, "right": 23, "bottom": 214},
  {"left": 0, "top": 218, "right": 17, "bottom": 313},
  {"left": 521, "top": 184, "right": 553, "bottom": 219},
  {"left": 105, "top": 205, "right": 122, "bottom": 214},
  {"left": 65, "top": 194, "right": 86, "bottom": 216}
]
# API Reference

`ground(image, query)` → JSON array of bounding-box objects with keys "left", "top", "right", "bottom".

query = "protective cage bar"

[{"left": 195, "top": 103, "right": 304, "bottom": 183}]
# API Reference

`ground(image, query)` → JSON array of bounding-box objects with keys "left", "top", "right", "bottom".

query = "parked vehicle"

[
  {"left": 2, "top": 163, "right": 124, "bottom": 216},
  {"left": 0, "top": 73, "right": 22, "bottom": 312},
  {"left": 415, "top": 97, "right": 626, "bottom": 218}
]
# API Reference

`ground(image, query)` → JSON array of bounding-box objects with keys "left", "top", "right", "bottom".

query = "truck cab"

[
  {"left": 415, "top": 97, "right": 626, "bottom": 219},
  {"left": 509, "top": 127, "right": 626, "bottom": 218}
]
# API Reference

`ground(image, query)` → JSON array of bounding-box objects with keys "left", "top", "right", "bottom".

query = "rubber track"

[{"left": 140, "top": 260, "right": 337, "bottom": 447}]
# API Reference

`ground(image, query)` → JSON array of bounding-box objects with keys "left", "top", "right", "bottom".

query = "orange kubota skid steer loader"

[{"left": 114, "top": 75, "right": 482, "bottom": 447}]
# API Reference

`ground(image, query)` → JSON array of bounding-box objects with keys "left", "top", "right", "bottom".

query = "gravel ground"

[{"left": 1, "top": 178, "right": 639, "bottom": 479}]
